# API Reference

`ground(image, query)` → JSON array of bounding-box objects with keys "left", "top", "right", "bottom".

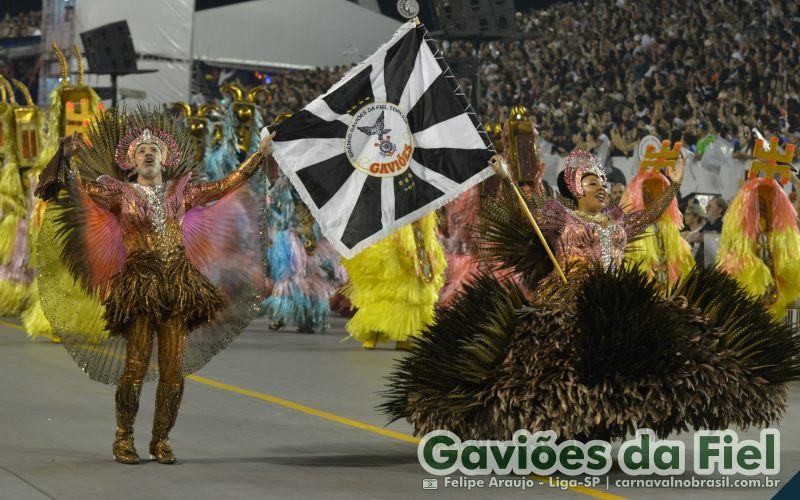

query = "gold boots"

[
  {"left": 113, "top": 382, "right": 143, "bottom": 464},
  {"left": 149, "top": 381, "right": 184, "bottom": 464}
]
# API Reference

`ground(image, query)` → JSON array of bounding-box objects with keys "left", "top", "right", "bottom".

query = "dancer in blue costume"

[{"left": 261, "top": 174, "right": 345, "bottom": 333}]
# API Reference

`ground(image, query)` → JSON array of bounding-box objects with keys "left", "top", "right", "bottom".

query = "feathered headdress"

[{"left": 72, "top": 106, "right": 199, "bottom": 182}]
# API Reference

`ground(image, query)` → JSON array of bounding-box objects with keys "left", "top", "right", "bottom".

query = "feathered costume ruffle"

[
  {"left": 16, "top": 84, "right": 105, "bottom": 340},
  {"left": 102, "top": 249, "right": 225, "bottom": 334},
  {"left": 717, "top": 177, "right": 800, "bottom": 317},
  {"left": 383, "top": 266, "right": 798, "bottom": 441},
  {"left": 0, "top": 99, "right": 31, "bottom": 317},
  {"left": 0, "top": 175, "right": 31, "bottom": 317},
  {"left": 341, "top": 213, "right": 446, "bottom": 344},
  {"left": 382, "top": 185, "right": 800, "bottom": 441},
  {"left": 0, "top": 210, "right": 31, "bottom": 315}
]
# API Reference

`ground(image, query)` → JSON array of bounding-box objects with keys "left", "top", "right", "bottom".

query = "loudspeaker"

[
  {"left": 80, "top": 21, "right": 137, "bottom": 74},
  {"left": 430, "top": 0, "right": 516, "bottom": 32}
]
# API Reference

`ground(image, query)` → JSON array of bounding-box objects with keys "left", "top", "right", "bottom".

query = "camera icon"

[{"left": 422, "top": 478, "right": 439, "bottom": 490}]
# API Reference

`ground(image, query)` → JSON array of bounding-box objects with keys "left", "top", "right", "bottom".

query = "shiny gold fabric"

[
  {"left": 113, "top": 380, "right": 143, "bottom": 463},
  {"left": 76, "top": 151, "right": 264, "bottom": 259},
  {"left": 150, "top": 380, "right": 184, "bottom": 463},
  {"left": 118, "top": 313, "right": 187, "bottom": 385},
  {"left": 36, "top": 145, "right": 268, "bottom": 385},
  {"left": 86, "top": 154, "right": 264, "bottom": 337},
  {"left": 115, "top": 313, "right": 187, "bottom": 463},
  {"left": 103, "top": 249, "right": 225, "bottom": 336}
]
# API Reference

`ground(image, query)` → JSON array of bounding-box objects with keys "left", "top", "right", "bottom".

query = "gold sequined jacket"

[{"left": 42, "top": 147, "right": 264, "bottom": 258}]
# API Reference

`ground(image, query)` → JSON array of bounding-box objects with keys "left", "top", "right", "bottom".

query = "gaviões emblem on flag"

[
  {"left": 346, "top": 104, "right": 413, "bottom": 177},
  {"left": 267, "top": 21, "right": 495, "bottom": 258}
]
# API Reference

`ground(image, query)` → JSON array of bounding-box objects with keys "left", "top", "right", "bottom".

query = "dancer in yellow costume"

[
  {"left": 20, "top": 45, "right": 105, "bottom": 340},
  {"left": 621, "top": 169, "right": 695, "bottom": 289},
  {"left": 0, "top": 76, "right": 42, "bottom": 318},
  {"left": 717, "top": 178, "right": 800, "bottom": 318},
  {"left": 341, "top": 213, "right": 445, "bottom": 349},
  {"left": 717, "top": 139, "right": 800, "bottom": 318},
  {"left": 0, "top": 77, "right": 28, "bottom": 317}
]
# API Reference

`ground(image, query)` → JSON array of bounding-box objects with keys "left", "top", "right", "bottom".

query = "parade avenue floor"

[{"left": 1, "top": 316, "right": 797, "bottom": 500}]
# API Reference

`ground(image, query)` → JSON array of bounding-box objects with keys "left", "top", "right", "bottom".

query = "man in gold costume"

[{"left": 36, "top": 109, "right": 273, "bottom": 464}]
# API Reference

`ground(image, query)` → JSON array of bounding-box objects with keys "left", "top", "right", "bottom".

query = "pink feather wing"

[
  {"left": 182, "top": 186, "right": 262, "bottom": 280},
  {"left": 80, "top": 191, "right": 126, "bottom": 295}
]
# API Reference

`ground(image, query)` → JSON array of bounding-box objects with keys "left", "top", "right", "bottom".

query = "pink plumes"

[{"left": 621, "top": 170, "right": 682, "bottom": 227}]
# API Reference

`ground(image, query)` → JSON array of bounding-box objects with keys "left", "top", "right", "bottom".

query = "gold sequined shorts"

[{"left": 103, "top": 249, "right": 226, "bottom": 336}]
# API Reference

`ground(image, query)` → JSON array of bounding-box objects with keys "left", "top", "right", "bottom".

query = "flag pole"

[{"left": 490, "top": 156, "right": 567, "bottom": 284}]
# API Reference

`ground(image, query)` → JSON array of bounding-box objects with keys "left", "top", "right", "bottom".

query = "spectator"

[
  {"left": 681, "top": 203, "right": 707, "bottom": 262},
  {"left": 702, "top": 195, "right": 728, "bottom": 233},
  {"left": 694, "top": 120, "right": 716, "bottom": 160},
  {"left": 437, "top": 1, "right": 800, "bottom": 154},
  {"left": 608, "top": 182, "right": 625, "bottom": 206},
  {"left": 0, "top": 11, "right": 41, "bottom": 39}
]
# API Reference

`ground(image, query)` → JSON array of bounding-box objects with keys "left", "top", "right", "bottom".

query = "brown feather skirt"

[{"left": 103, "top": 249, "right": 226, "bottom": 335}]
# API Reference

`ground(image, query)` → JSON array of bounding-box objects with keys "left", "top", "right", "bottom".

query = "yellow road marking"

[
  {"left": 1, "top": 320, "right": 626, "bottom": 499},
  {"left": 186, "top": 374, "right": 419, "bottom": 445},
  {"left": 0, "top": 319, "right": 24, "bottom": 331}
]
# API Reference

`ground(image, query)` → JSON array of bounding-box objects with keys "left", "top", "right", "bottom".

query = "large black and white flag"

[{"left": 268, "top": 21, "right": 495, "bottom": 258}]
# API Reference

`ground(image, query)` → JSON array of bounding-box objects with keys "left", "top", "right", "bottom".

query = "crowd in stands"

[
  {"left": 0, "top": 11, "right": 42, "bottom": 39},
  {"left": 8, "top": 0, "right": 800, "bottom": 167},
  {"left": 253, "top": 0, "right": 800, "bottom": 167},
  {"left": 450, "top": 0, "right": 800, "bottom": 160}
]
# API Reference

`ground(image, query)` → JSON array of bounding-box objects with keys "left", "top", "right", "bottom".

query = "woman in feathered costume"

[
  {"left": 341, "top": 213, "right": 446, "bottom": 350},
  {"left": 621, "top": 169, "right": 695, "bottom": 289},
  {"left": 383, "top": 150, "right": 800, "bottom": 442},
  {"left": 717, "top": 176, "right": 800, "bottom": 318},
  {"left": 262, "top": 173, "right": 346, "bottom": 333},
  {"left": 35, "top": 107, "right": 270, "bottom": 464}
]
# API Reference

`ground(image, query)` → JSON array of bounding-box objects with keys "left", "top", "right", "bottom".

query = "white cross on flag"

[{"left": 267, "top": 21, "right": 495, "bottom": 258}]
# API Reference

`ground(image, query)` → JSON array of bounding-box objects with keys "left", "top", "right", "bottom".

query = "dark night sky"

[{"left": 1, "top": 0, "right": 41, "bottom": 15}]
